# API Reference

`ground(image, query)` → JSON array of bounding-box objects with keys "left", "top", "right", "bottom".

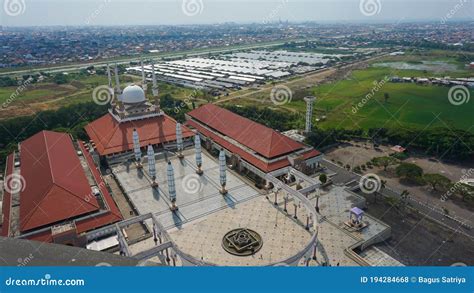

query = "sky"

[{"left": 0, "top": 0, "right": 473, "bottom": 26}]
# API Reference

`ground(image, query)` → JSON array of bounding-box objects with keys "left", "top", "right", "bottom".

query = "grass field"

[
  {"left": 0, "top": 74, "right": 199, "bottom": 120},
  {"left": 303, "top": 64, "right": 474, "bottom": 131},
  {"left": 227, "top": 52, "right": 474, "bottom": 132}
]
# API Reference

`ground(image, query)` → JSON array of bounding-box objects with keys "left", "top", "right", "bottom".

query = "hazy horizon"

[{"left": 1, "top": 0, "right": 473, "bottom": 27}]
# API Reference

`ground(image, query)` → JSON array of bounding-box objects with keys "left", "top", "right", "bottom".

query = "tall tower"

[
  {"left": 140, "top": 58, "right": 147, "bottom": 91},
  {"left": 151, "top": 63, "right": 160, "bottom": 110},
  {"left": 106, "top": 63, "right": 113, "bottom": 90},
  {"left": 219, "top": 149, "right": 227, "bottom": 195},
  {"left": 167, "top": 161, "right": 178, "bottom": 211},
  {"left": 114, "top": 64, "right": 123, "bottom": 109},
  {"left": 114, "top": 64, "right": 122, "bottom": 95},
  {"left": 304, "top": 96, "right": 316, "bottom": 133},
  {"left": 106, "top": 63, "right": 114, "bottom": 102}
]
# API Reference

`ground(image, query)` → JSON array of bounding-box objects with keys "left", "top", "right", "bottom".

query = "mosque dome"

[{"left": 121, "top": 85, "right": 146, "bottom": 104}]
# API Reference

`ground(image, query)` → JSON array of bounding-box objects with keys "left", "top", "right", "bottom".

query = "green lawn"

[{"left": 287, "top": 65, "right": 474, "bottom": 132}]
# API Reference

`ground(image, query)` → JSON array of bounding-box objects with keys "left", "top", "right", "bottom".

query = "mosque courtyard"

[{"left": 110, "top": 148, "right": 401, "bottom": 266}]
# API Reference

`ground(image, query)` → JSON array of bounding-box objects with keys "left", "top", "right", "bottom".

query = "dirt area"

[
  {"left": 104, "top": 174, "right": 150, "bottom": 242},
  {"left": 362, "top": 192, "right": 474, "bottom": 266},
  {"left": 325, "top": 141, "right": 474, "bottom": 225},
  {"left": 324, "top": 141, "right": 394, "bottom": 168},
  {"left": 0, "top": 84, "right": 78, "bottom": 120}
]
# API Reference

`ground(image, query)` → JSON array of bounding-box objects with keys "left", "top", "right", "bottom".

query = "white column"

[
  {"left": 195, "top": 134, "right": 203, "bottom": 175},
  {"left": 219, "top": 149, "right": 227, "bottom": 195},
  {"left": 167, "top": 161, "right": 178, "bottom": 211},
  {"left": 133, "top": 129, "right": 142, "bottom": 167},
  {"left": 147, "top": 145, "right": 157, "bottom": 187},
  {"left": 176, "top": 123, "right": 183, "bottom": 158}
]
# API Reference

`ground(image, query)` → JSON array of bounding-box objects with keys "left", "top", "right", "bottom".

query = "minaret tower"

[
  {"left": 106, "top": 63, "right": 114, "bottom": 104},
  {"left": 151, "top": 63, "right": 160, "bottom": 111},
  {"left": 114, "top": 64, "right": 123, "bottom": 109},
  {"left": 140, "top": 58, "right": 147, "bottom": 91}
]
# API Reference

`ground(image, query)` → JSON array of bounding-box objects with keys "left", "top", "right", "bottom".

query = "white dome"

[{"left": 121, "top": 85, "right": 146, "bottom": 104}]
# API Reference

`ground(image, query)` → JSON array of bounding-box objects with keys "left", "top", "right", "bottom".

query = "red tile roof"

[
  {"left": 18, "top": 140, "right": 121, "bottom": 242},
  {"left": 85, "top": 113, "right": 194, "bottom": 156},
  {"left": 187, "top": 104, "right": 304, "bottom": 159},
  {"left": 19, "top": 131, "right": 100, "bottom": 232},
  {"left": 186, "top": 119, "right": 321, "bottom": 173},
  {"left": 1, "top": 154, "right": 14, "bottom": 237}
]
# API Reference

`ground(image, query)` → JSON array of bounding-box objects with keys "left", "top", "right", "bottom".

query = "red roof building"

[
  {"left": 85, "top": 113, "right": 194, "bottom": 157},
  {"left": 1, "top": 131, "right": 122, "bottom": 244},
  {"left": 186, "top": 104, "right": 322, "bottom": 174}
]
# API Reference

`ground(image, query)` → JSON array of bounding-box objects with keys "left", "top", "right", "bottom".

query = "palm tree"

[
  {"left": 400, "top": 190, "right": 410, "bottom": 211},
  {"left": 373, "top": 179, "right": 387, "bottom": 204}
]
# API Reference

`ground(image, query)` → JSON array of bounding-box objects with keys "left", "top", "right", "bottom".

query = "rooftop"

[
  {"left": 85, "top": 113, "right": 194, "bottom": 156},
  {"left": 19, "top": 131, "right": 100, "bottom": 232},
  {"left": 187, "top": 104, "right": 304, "bottom": 159}
]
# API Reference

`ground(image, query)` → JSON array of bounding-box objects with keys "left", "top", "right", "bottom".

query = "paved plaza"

[
  {"left": 168, "top": 196, "right": 312, "bottom": 266},
  {"left": 112, "top": 150, "right": 261, "bottom": 229},
  {"left": 112, "top": 149, "right": 401, "bottom": 266}
]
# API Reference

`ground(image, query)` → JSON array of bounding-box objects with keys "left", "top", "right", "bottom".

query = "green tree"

[
  {"left": 456, "top": 184, "right": 474, "bottom": 202},
  {"left": 319, "top": 173, "right": 327, "bottom": 184},
  {"left": 372, "top": 156, "right": 398, "bottom": 171},
  {"left": 53, "top": 73, "right": 68, "bottom": 85},
  {"left": 396, "top": 163, "right": 423, "bottom": 182},
  {"left": 423, "top": 174, "right": 451, "bottom": 191}
]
